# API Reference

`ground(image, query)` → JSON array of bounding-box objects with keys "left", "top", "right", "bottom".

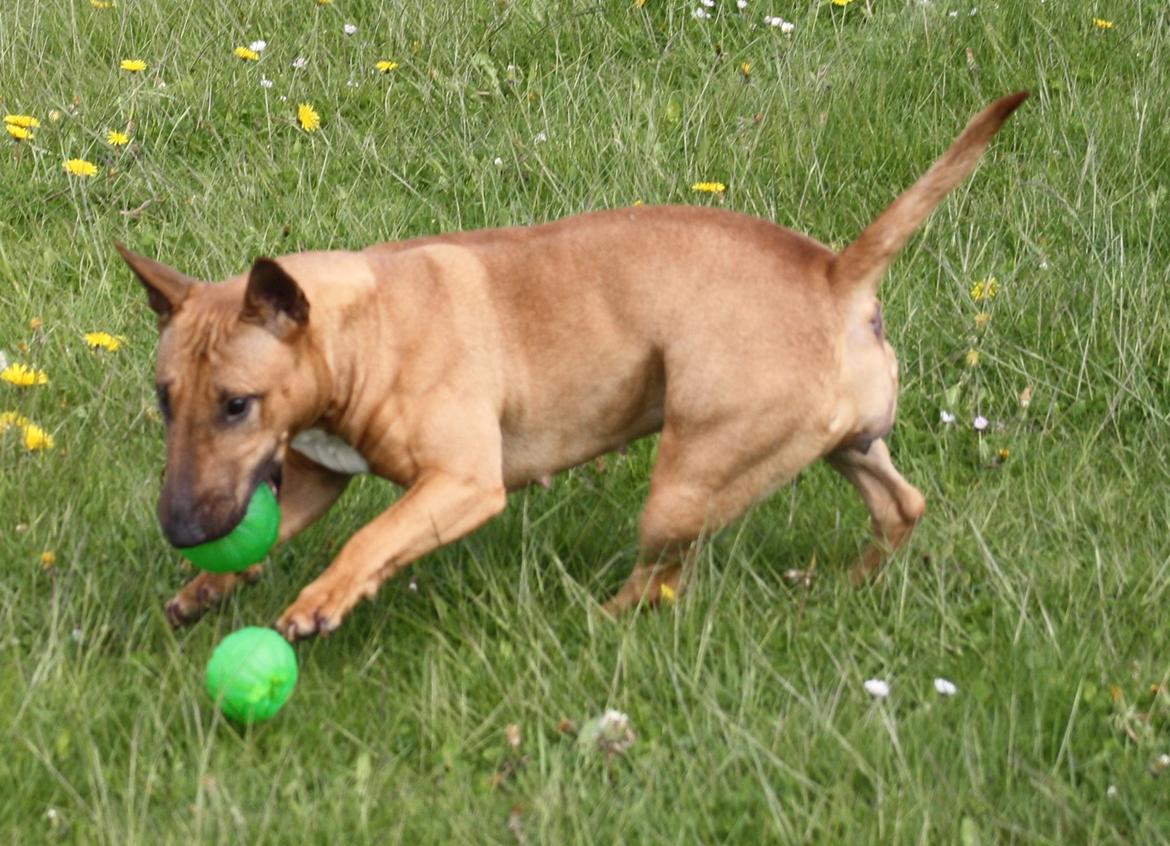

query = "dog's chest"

[{"left": 290, "top": 428, "right": 370, "bottom": 475}]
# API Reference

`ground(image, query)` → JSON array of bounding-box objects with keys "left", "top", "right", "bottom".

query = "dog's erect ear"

[
  {"left": 115, "top": 242, "right": 197, "bottom": 322},
  {"left": 241, "top": 257, "right": 309, "bottom": 336}
]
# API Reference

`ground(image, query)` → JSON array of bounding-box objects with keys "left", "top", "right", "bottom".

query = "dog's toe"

[
  {"left": 165, "top": 597, "right": 203, "bottom": 628},
  {"left": 277, "top": 580, "right": 352, "bottom": 641}
]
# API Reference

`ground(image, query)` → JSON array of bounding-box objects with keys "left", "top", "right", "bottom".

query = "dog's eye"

[
  {"left": 156, "top": 385, "right": 171, "bottom": 421},
  {"left": 224, "top": 396, "right": 251, "bottom": 421}
]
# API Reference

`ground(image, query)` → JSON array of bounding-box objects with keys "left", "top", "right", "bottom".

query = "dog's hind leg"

[
  {"left": 603, "top": 420, "right": 822, "bottom": 614},
  {"left": 826, "top": 439, "right": 925, "bottom": 584},
  {"left": 164, "top": 450, "right": 351, "bottom": 627}
]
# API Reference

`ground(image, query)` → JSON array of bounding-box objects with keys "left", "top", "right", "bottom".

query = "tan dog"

[{"left": 118, "top": 92, "right": 1025, "bottom": 640}]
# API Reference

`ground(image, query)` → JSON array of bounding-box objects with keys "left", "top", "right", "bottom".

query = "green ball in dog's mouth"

[{"left": 177, "top": 484, "right": 280, "bottom": 573}]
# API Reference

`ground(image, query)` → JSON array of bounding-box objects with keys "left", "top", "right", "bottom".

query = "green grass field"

[{"left": 3, "top": 0, "right": 1169, "bottom": 842}]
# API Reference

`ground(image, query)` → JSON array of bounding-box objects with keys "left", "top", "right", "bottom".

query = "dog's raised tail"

[{"left": 830, "top": 91, "right": 1027, "bottom": 298}]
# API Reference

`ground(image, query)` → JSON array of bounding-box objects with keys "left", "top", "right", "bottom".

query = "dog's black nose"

[
  {"left": 159, "top": 494, "right": 240, "bottom": 549},
  {"left": 162, "top": 515, "right": 215, "bottom": 549}
]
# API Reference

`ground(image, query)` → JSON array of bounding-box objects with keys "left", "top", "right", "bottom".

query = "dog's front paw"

[
  {"left": 165, "top": 566, "right": 264, "bottom": 627},
  {"left": 276, "top": 574, "right": 369, "bottom": 641}
]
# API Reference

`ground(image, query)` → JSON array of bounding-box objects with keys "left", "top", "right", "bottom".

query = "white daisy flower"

[
  {"left": 700, "top": 0, "right": 715, "bottom": 6},
  {"left": 973, "top": 415, "right": 989, "bottom": 432},
  {"left": 292, "top": 56, "right": 308, "bottom": 69},
  {"left": 737, "top": 0, "right": 748, "bottom": 8},
  {"left": 249, "top": 39, "right": 268, "bottom": 53},
  {"left": 343, "top": 23, "right": 358, "bottom": 35},
  {"left": 780, "top": 20, "right": 795, "bottom": 33},
  {"left": 493, "top": 156, "right": 504, "bottom": 168},
  {"left": 588, "top": 709, "right": 636, "bottom": 755},
  {"left": 933, "top": 677, "right": 958, "bottom": 696},
  {"left": 863, "top": 678, "right": 890, "bottom": 698},
  {"left": 940, "top": 410, "right": 956, "bottom": 424},
  {"left": 693, "top": 7, "right": 711, "bottom": 18},
  {"left": 260, "top": 76, "right": 274, "bottom": 89},
  {"left": 533, "top": 131, "right": 548, "bottom": 143}
]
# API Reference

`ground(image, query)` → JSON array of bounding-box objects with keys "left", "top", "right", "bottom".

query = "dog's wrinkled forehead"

[{"left": 156, "top": 288, "right": 287, "bottom": 390}]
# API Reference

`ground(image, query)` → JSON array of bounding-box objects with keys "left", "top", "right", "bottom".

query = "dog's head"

[{"left": 118, "top": 244, "right": 325, "bottom": 547}]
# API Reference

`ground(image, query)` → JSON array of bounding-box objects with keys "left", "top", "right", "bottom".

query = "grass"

[{"left": 2, "top": 0, "right": 1169, "bottom": 842}]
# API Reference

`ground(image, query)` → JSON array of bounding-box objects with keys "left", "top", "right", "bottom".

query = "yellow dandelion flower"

[
  {"left": 996, "top": 448, "right": 1011, "bottom": 462},
  {"left": 29, "top": 317, "right": 43, "bottom": 330},
  {"left": 635, "top": 0, "right": 647, "bottom": 7},
  {"left": 965, "top": 349, "right": 980, "bottom": 367},
  {"left": 1093, "top": 18, "right": 1114, "bottom": 29},
  {"left": 317, "top": 0, "right": 333, "bottom": 5},
  {"left": 970, "top": 277, "right": 999, "bottom": 301},
  {"left": 4, "top": 114, "right": 41, "bottom": 128},
  {"left": 91, "top": 0, "right": 115, "bottom": 7},
  {"left": 0, "top": 411, "right": 30, "bottom": 430},
  {"left": 376, "top": 60, "right": 400, "bottom": 73},
  {"left": 106, "top": 130, "right": 130, "bottom": 146},
  {"left": 120, "top": 59, "right": 148, "bottom": 72},
  {"left": 691, "top": 181, "right": 726, "bottom": 194},
  {"left": 297, "top": 102, "right": 321, "bottom": 132},
  {"left": 974, "top": 312, "right": 990, "bottom": 330},
  {"left": 84, "top": 331, "right": 126, "bottom": 351},
  {"left": 633, "top": 199, "right": 644, "bottom": 206},
  {"left": 1, "top": 363, "right": 49, "bottom": 387},
  {"left": 40, "top": 551, "right": 56, "bottom": 568},
  {"left": 234, "top": 46, "right": 261, "bottom": 62},
  {"left": 22, "top": 422, "right": 55, "bottom": 451},
  {"left": 64, "top": 158, "right": 99, "bottom": 177},
  {"left": 659, "top": 583, "right": 677, "bottom": 603},
  {"left": 831, "top": 0, "right": 854, "bottom": 6},
  {"left": 5, "top": 124, "right": 32, "bottom": 141},
  {"left": 740, "top": 62, "right": 752, "bottom": 78}
]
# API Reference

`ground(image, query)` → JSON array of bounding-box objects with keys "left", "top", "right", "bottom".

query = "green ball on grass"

[
  {"left": 178, "top": 484, "right": 280, "bottom": 573},
  {"left": 206, "top": 627, "right": 298, "bottom": 723}
]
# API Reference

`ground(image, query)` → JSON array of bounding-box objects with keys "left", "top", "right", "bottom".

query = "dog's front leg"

[{"left": 276, "top": 471, "right": 507, "bottom": 639}]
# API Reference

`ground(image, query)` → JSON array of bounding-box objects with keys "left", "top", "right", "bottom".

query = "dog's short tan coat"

[{"left": 119, "top": 93, "right": 1025, "bottom": 639}]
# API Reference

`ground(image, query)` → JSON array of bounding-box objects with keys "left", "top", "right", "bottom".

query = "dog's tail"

[{"left": 830, "top": 92, "right": 1027, "bottom": 298}]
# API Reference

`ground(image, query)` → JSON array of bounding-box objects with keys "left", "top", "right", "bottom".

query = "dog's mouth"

[
  {"left": 253, "top": 455, "right": 284, "bottom": 513},
  {"left": 264, "top": 460, "right": 283, "bottom": 499},
  {"left": 164, "top": 454, "right": 283, "bottom": 549}
]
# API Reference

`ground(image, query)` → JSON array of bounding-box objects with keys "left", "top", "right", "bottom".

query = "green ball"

[
  {"left": 178, "top": 484, "right": 280, "bottom": 573},
  {"left": 206, "top": 627, "right": 298, "bottom": 723}
]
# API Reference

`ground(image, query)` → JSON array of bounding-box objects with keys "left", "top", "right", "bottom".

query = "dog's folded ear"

[
  {"left": 115, "top": 242, "right": 198, "bottom": 323},
  {"left": 242, "top": 257, "right": 310, "bottom": 337}
]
